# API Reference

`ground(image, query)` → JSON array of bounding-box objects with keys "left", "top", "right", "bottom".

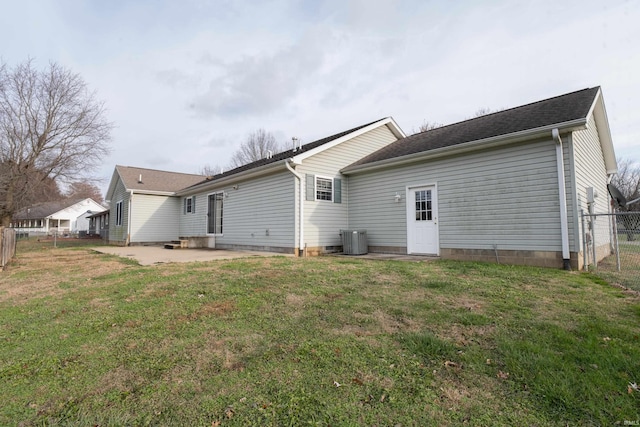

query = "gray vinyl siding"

[
  {"left": 130, "top": 194, "right": 181, "bottom": 243},
  {"left": 108, "top": 177, "right": 130, "bottom": 243},
  {"left": 299, "top": 124, "right": 398, "bottom": 247},
  {"left": 179, "top": 195, "right": 202, "bottom": 237},
  {"left": 180, "top": 171, "right": 296, "bottom": 249},
  {"left": 348, "top": 138, "right": 567, "bottom": 252},
  {"left": 571, "top": 115, "right": 611, "bottom": 250}
]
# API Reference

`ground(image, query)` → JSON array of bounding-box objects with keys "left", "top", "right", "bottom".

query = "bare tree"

[
  {"left": 473, "top": 107, "right": 495, "bottom": 118},
  {"left": 199, "top": 164, "right": 223, "bottom": 176},
  {"left": 611, "top": 158, "right": 640, "bottom": 211},
  {"left": 65, "top": 182, "right": 105, "bottom": 204},
  {"left": 29, "top": 172, "right": 63, "bottom": 203},
  {"left": 412, "top": 120, "right": 443, "bottom": 135},
  {"left": 0, "top": 59, "right": 112, "bottom": 226},
  {"left": 229, "top": 129, "right": 281, "bottom": 168}
]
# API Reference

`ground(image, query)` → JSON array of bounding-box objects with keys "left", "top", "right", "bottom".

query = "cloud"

[{"left": 188, "top": 36, "right": 326, "bottom": 118}]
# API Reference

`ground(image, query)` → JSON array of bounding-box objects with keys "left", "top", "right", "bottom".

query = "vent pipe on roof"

[
  {"left": 138, "top": 174, "right": 143, "bottom": 184},
  {"left": 292, "top": 137, "right": 298, "bottom": 152},
  {"left": 267, "top": 150, "right": 273, "bottom": 159}
]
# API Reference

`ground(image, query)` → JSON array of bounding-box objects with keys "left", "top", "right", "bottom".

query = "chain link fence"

[{"left": 582, "top": 211, "right": 640, "bottom": 292}]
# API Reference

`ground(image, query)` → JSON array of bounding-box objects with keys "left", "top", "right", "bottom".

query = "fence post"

[
  {"left": 591, "top": 214, "right": 598, "bottom": 270},
  {"left": 612, "top": 209, "right": 621, "bottom": 271},
  {"left": 581, "top": 210, "right": 587, "bottom": 270}
]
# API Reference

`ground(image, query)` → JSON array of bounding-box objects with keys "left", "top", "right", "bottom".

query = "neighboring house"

[
  {"left": 88, "top": 209, "right": 110, "bottom": 240},
  {"left": 105, "top": 87, "right": 617, "bottom": 269},
  {"left": 105, "top": 166, "right": 205, "bottom": 245},
  {"left": 11, "top": 198, "right": 107, "bottom": 235}
]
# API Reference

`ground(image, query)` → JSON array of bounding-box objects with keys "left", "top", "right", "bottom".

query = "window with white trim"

[
  {"left": 316, "top": 176, "right": 333, "bottom": 201},
  {"left": 115, "top": 200, "right": 123, "bottom": 226}
]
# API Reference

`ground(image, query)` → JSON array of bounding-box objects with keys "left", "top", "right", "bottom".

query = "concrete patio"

[
  {"left": 91, "top": 246, "right": 292, "bottom": 266},
  {"left": 91, "top": 245, "right": 438, "bottom": 266}
]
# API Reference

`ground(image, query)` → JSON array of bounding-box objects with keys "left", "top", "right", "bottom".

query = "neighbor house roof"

[
  {"left": 343, "top": 87, "right": 616, "bottom": 174},
  {"left": 13, "top": 198, "right": 105, "bottom": 220}
]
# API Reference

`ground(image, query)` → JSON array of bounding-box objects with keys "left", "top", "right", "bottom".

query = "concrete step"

[{"left": 164, "top": 240, "right": 188, "bottom": 250}]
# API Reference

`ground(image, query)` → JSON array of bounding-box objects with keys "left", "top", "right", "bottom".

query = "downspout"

[
  {"left": 552, "top": 129, "right": 571, "bottom": 270},
  {"left": 284, "top": 159, "right": 304, "bottom": 257}
]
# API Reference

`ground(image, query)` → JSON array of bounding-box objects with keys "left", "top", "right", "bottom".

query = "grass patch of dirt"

[
  {"left": 0, "top": 247, "right": 131, "bottom": 303},
  {"left": 1, "top": 252, "right": 639, "bottom": 426}
]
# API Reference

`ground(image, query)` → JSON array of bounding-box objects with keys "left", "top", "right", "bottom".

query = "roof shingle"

[
  {"left": 116, "top": 166, "right": 204, "bottom": 193},
  {"left": 347, "top": 87, "right": 600, "bottom": 168},
  {"left": 184, "top": 118, "right": 387, "bottom": 189}
]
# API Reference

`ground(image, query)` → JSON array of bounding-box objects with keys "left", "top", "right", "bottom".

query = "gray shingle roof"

[
  {"left": 184, "top": 118, "right": 386, "bottom": 189},
  {"left": 346, "top": 87, "right": 600, "bottom": 168},
  {"left": 115, "top": 165, "right": 204, "bottom": 192},
  {"left": 13, "top": 199, "right": 101, "bottom": 219}
]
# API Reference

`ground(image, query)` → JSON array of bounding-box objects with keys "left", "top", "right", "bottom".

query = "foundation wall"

[{"left": 440, "top": 248, "right": 580, "bottom": 269}]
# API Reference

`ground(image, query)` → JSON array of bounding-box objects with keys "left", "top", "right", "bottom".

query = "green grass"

[
  {"left": 1, "top": 244, "right": 639, "bottom": 426},
  {"left": 595, "top": 239, "right": 640, "bottom": 292}
]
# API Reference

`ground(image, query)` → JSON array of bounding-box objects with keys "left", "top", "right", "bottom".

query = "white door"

[{"left": 407, "top": 186, "right": 439, "bottom": 255}]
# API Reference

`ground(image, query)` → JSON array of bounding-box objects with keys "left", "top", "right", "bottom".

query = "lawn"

[{"left": 1, "top": 241, "right": 639, "bottom": 426}]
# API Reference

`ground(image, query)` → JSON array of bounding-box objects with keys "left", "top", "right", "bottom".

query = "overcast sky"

[{"left": 2, "top": 0, "right": 639, "bottom": 194}]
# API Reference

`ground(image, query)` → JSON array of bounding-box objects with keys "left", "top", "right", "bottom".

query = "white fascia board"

[
  {"left": 342, "top": 119, "right": 588, "bottom": 175},
  {"left": 130, "top": 190, "right": 176, "bottom": 196},
  {"left": 292, "top": 117, "right": 405, "bottom": 163},
  {"left": 105, "top": 168, "right": 121, "bottom": 202},
  {"left": 589, "top": 90, "right": 617, "bottom": 175},
  {"left": 176, "top": 161, "right": 286, "bottom": 196}
]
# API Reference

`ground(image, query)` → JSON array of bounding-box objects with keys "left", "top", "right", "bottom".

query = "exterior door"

[
  {"left": 207, "top": 193, "right": 223, "bottom": 235},
  {"left": 407, "top": 186, "right": 439, "bottom": 255}
]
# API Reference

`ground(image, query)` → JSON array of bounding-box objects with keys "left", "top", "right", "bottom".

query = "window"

[
  {"left": 115, "top": 200, "right": 123, "bottom": 226},
  {"left": 305, "top": 174, "right": 341, "bottom": 203},
  {"left": 415, "top": 190, "right": 432, "bottom": 221},
  {"left": 184, "top": 196, "right": 196, "bottom": 214},
  {"left": 316, "top": 177, "right": 333, "bottom": 201},
  {"left": 207, "top": 193, "right": 223, "bottom": 234}
]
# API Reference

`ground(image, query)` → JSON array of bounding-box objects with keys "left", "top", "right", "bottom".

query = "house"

[
  {"left": 105, "top": 166, "right": 205, "bottom": 245},
  {"left": 88, "top": 209, "right": 110, "bottom": 240},
  {"left": 340, "top": 87, "right": 616, "bottom": 269},
  {"left": 11, "top": 198, "right": 107, "bottom": 235},
  {"left": 105, "top": 87, "right": 617, "bottom": 269}
]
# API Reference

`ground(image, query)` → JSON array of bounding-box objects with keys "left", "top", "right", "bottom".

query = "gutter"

[
  {"left": 129, "top": 189, "right": 177, "bottom": 196},
  {"left": 176, "top": 161, "right": 286, "bottom": 196},
  {"left": 284, "top": 159, "right": 305, "bottom": 257},
  {"left": 342, "top": 119, "right": 588, "bottom": 175},
  {"left": 126, "top": 190, "right": 133, "bottom": 246},
  {"left": 552, "top": 129, "right": 571, "bottom": 270}
]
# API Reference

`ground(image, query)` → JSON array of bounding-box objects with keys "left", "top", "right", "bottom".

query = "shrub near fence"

[{"left": 0, "top": 227, "right": 17, "bottom": 270}]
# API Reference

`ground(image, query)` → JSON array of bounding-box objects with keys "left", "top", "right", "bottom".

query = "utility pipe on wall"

[
  {"left": 552, "top": 129, "right": 571, "bottom": 270},
  {"left": 127, "top": 190, "right": 133, "bottom": 246},
  {"left": 285, "top": 159, "right": 304, "bottom": 256}
]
